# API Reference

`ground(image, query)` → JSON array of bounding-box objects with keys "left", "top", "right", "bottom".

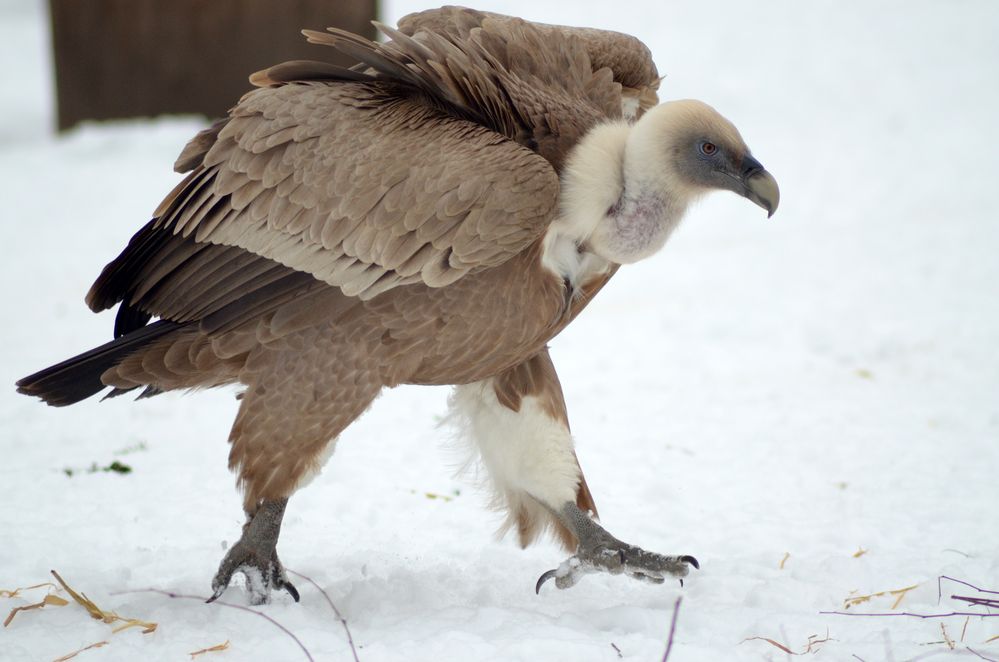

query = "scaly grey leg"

[{"left": 208, "top": 498, "right": 300, "bottom": 605}]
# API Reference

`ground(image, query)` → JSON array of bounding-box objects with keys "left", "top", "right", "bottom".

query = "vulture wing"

[
  {"left": 87, "top": 12, "right": 656, "bottom": 338},
  {"left": 397, "top": 7, "right": 661, "bottom": 117}
]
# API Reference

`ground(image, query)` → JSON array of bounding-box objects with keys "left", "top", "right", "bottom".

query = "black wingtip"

[{"left": 15, "top": 320, "right": 182, "bottom": 407}]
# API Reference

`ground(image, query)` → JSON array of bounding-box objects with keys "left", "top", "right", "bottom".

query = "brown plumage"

[{"left": 17, "top": 6, "right": 778, "bottom": 603}]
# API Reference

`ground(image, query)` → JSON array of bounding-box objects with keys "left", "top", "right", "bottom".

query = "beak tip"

[{"left": 743, "top": 168, "right": 779, "bottom": 220}]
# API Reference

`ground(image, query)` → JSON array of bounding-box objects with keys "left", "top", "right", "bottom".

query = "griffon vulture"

[{"left": 17, "top": 6, "right": 779, "bottom": 603}]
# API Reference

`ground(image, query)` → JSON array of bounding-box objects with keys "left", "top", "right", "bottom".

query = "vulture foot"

[
  {"left": 535, "top": 502, "right": 698, "bottom": 593},
  {"left": 207, "top": 498, "right": 300, "bottom": 605}
]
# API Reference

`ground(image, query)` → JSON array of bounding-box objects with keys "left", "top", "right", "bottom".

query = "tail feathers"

[
  {"left": 16, "top": 320, "right": 182, "bottom": 407},
  {"left": 100, "top": 384, "right": 163, "bottom": 402}
]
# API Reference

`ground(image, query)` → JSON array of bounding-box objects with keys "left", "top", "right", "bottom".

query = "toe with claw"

[
  {"left": 536, "top": 544, "right": 698, "bottom": 593},
  {"left": 535, "top": 503, "right": 699, "bottom": 593}
]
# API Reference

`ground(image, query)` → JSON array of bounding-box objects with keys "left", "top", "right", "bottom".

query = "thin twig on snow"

[
  {"left": 661, "top": 596, "right": 682, "bottom": 662},
  {"left": 111, "top": 588, "right": 313, "bottom": 662},
  {"left": 287, "top": 569, "right": 360, "bottom": 662}
]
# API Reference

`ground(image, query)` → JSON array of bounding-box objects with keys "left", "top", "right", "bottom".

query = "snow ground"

[{"left": 2, "top": 1, "right": 998, "bottom": 660}]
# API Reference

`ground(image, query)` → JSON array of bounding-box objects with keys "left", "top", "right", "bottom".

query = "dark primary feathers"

[{"left": 15, "top": 320, "right": 182, "bottom": 406}]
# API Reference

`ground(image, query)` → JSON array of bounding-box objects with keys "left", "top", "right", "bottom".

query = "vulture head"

[{"left": 562, "top": 99, "right": 780, "bottom": 266}]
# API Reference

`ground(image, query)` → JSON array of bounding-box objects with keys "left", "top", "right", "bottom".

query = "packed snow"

[{"left": 2, "top": 1, "right": 997, "bottom": 660}]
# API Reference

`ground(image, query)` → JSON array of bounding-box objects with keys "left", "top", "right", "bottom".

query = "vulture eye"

[{"left": 699, "top": 141, "right": 717, "bottom": 156}]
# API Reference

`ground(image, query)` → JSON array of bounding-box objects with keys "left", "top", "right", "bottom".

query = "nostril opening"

[{"left": 741, "top": 154, "right": 765, "bottom": 178}]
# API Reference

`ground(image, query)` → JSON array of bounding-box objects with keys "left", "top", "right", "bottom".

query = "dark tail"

[{"left": 16, "top": 320, "right": 182, "bottom": 407}]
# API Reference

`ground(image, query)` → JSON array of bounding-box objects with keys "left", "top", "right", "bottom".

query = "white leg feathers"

[
  {"left": 446, "top": 352, "right": 699, "bottom": 592},
  {"left": 446, "top": 350, "right": 596, "bottom": 550}
]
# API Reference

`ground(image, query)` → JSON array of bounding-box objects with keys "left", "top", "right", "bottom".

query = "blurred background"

[{"left": 47, "top": 0, "right": 376, "bottom": 131}]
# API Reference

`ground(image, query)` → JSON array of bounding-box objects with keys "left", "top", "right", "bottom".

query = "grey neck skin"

[{"left": 599, "top": 178, "right": 688, "bottom": 264}]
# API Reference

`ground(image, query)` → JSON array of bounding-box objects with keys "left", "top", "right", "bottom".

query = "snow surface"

[{"left": 2, "top": 1, "right": 998, "bottom": 660}]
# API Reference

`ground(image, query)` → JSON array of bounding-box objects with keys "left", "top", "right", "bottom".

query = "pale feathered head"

[
  {"left": 642, "top": 99, "right": 779, "bottom": 217},
  {"left": 576, "top": 99, "right": 780, "bottom": 265}
]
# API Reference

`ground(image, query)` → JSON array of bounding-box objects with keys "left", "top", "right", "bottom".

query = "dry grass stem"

[
  {"left": 825, "top": 576, "right": 999, "bottom": 624},
  {"left": 189, "top": 640, "right": 231, "bottom": 658},
  {"left": 741, "top": 631, "right": 833, "bottom": 655},
  {"left": 50, "top": 570, "right": 156, "bottom": 634},
  {"left": 940, "top": 622, "right": 955, "bottom": 650},
  {"left": 779, "top": 552, "right": 790, "bottom": 569},
  {"left": 3, "top": 593, "right": 69, "bottom": 627},
  {"left": 742, "top": 636, "right": 793, "bottom": 654},
  {"left": 52, "top": 640, "right": 109, "bottom": 662},
  {"left": 844, "top": 583, "right": 918, "bottom": 610},
  {"left": 1, "top": 582, "right": 59, "bottom": 599},
  {"left": 852, "top": 548, "right": 868, "bottom": 558}
]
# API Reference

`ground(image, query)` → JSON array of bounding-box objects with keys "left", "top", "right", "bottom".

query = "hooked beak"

[{"left": 740, "top": 154, "right": 780, "bottom": 218}]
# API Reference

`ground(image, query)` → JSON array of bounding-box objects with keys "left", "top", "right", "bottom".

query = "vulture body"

[{"left": 17, "top": 6, "right": 779, "bottom": 602}]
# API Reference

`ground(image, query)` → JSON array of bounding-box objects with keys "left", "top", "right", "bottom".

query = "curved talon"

[
  {"left": 278, "top": 578, "right": 301, "bottom": 602},
  {"left": 682, "top": 555, "right": 700, "bottom": 570},
  {"left": 208, "top": 564, "right": 237, "bottom": 604},
  {"left": 535, "top": 568, "right": 559, "bottom": 594}
]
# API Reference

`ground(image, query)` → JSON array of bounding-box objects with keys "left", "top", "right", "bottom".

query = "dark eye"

[{"left": 699, "top": 141, "right": 717, "bottom": 156}]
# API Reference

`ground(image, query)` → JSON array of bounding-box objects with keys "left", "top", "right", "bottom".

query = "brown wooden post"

[{"left": 49, "top": 0, "right": 377, "bottom": 131}]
